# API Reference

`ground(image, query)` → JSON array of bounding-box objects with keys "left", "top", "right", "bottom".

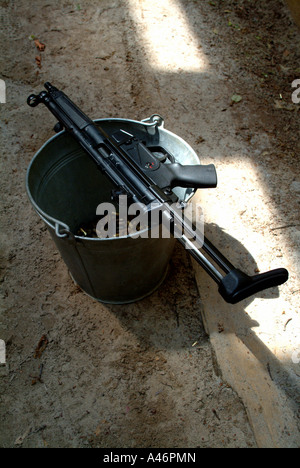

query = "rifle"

[{"left": 27, "top": 83, "right": 288, "bottom": 304}]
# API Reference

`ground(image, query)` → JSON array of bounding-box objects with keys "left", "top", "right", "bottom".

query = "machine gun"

[{"left": 27, "top": 83, "right": 288, "bottom": 304}]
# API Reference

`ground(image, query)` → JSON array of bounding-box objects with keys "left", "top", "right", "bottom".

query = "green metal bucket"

[{"left": 26, "top": 117, "right": 200, "bottom": 304}]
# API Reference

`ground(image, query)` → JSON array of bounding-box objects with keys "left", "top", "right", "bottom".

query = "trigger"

[{"left": 152, "top": 151, "right": 167, "bottom": 163}]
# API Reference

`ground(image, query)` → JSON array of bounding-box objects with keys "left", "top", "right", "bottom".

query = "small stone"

[{"left": 291, "top": 181, "right": 300, "bottom": 193}]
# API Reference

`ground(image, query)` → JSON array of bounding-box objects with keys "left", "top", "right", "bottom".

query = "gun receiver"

[{"left": 27, "top": 83, "right": 288, "bottom": 304}]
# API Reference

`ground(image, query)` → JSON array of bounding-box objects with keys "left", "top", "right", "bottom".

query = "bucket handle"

[
  {"left": 55, "top": 221, "right": 73, "bottom": 239},
  {"left": 141, "top": 114, "right": 164, "bottom": 128},
  {"left": 35, "top": 206, "right": 73, "bottom": 239}
]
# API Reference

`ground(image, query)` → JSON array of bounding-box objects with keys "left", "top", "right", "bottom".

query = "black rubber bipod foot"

[{"left": 218, "top": 268, "right": 289, "bottom": 304}]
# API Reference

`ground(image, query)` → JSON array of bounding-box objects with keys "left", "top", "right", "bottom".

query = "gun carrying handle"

[{"left": 218, "top": 268, "right": 289, "bottom": 304}]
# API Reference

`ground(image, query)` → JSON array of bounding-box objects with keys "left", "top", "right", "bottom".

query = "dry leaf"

[
  {"left": 35, "top": 55, "right": 42, "bottom": 68},
  {"left": 274, "top": 100, "right": 296, "bottom": 111},
  {"left": 34, "top": 335, "right": 48, "bottom": 358},
  {"left": 231, "top": 94, "right": 242, "bottom": 103},
  {"left": 15, "top": 427, "right": 32, "bottom": 446},
  {"left": 34, "top": 39, "right": 46, "bottom": 51}
]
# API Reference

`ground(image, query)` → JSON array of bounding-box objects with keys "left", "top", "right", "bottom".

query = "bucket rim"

[{"left": 26, "top": 117, "right": 199, "bottom": 241}]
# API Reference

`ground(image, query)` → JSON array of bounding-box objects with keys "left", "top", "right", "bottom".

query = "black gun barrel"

[{"left": 27, "top": 83, "right": 289, "bottom": 304}]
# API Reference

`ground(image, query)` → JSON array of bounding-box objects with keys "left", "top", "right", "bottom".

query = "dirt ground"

[{"left": 0, "top": 0, "right": 299, "bottom": 448}]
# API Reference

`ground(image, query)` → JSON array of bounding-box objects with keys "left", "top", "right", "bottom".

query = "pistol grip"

[{"left": 168, "top": 163, "right": 217, "bottom": 189}]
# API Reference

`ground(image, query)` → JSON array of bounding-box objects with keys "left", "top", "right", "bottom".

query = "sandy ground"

[{"left": 0, "top": 0, "right": 299, "bottom": 448}]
